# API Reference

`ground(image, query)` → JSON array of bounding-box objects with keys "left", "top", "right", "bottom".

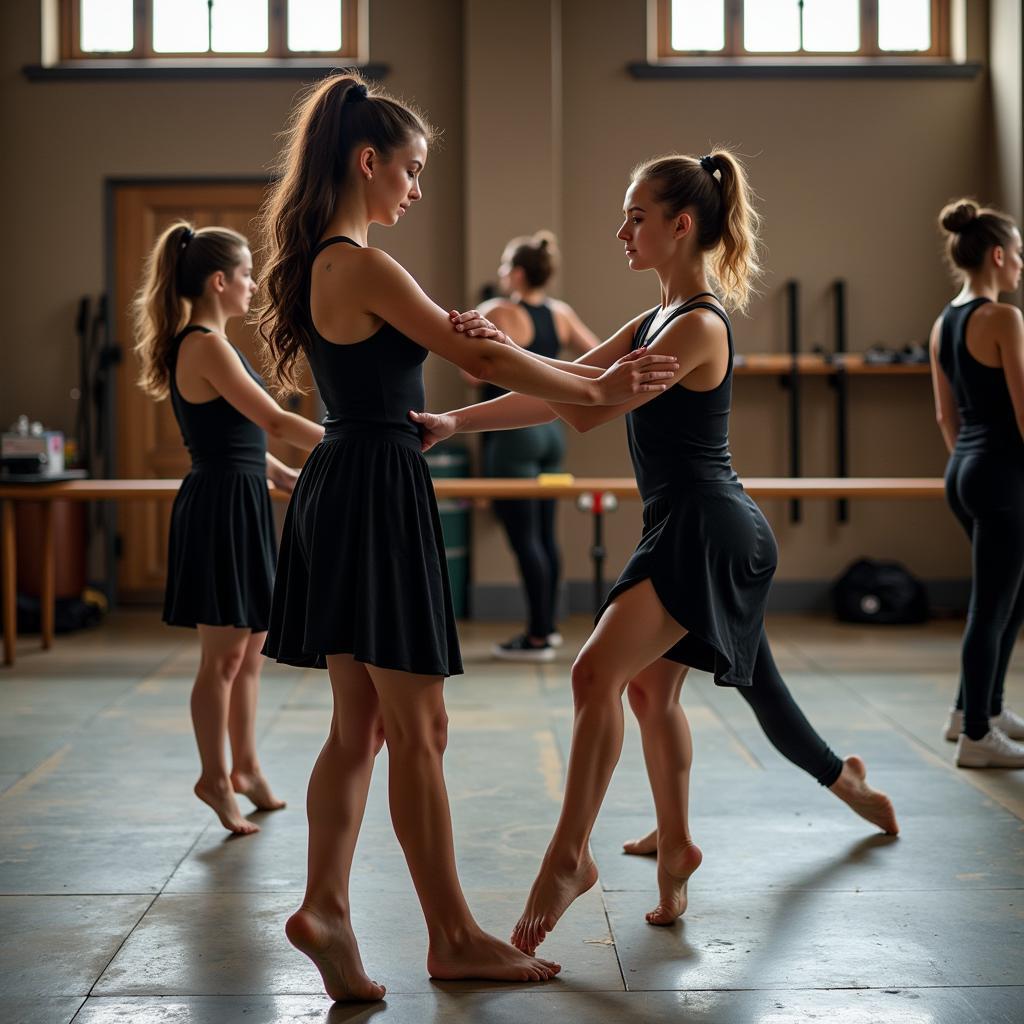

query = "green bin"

[{"left": 424, "top": 445, "right": 470, "bottom": 618}]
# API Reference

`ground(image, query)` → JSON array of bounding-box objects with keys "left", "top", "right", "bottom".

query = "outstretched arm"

[
  {"left": 363, "top": 250, "right": 676, "bottom": 406},
  {"left": 994, "top": 304, "right": 1024, "bottom": 445}
]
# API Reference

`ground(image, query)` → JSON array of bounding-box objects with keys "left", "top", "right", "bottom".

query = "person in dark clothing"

[
  {"left": 133, "top": 221, "right": 323, "bottom": 835},
  {"left": 930, "top": 198, "right": 1024, "bottom": 768},
  {"left": 412, "top": 150, "right": 897, "bottom": 950},
  {"left": 475, "top": 232, "right": 599, "bottom": 661}
]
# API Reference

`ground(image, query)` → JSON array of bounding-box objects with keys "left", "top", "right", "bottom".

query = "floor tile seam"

[
  {"left": 692, "top": 692, "right": 765, "bottom": 772},
  {"left": 804, "top": 652, "right": 1024, "bottom": 824},
  {"left": 81, "top": 891, "right": 161, "bottom": 1001},
  {"left": 66, "top": 996, "right": 89, "bottom": 1024},
  {"left": 599, "top": 884, "right": 1024, "bottom": 893}
]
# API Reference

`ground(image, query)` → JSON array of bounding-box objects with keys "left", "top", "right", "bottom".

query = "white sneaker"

[
  {"left": 547, "top": 632, "right": 564, "bottom": 649},
  {"left": 991, "top": 707, "right": 1024, "bottom": 740},
  {"left": 955, "top": 727, "right": 1024, "bottom": 768},
  {"left": 943, "top": 708, "right": 962, "bottom": 742},
  {"left": 944, "top": 706, "right": 1024, "bottom": 742}
]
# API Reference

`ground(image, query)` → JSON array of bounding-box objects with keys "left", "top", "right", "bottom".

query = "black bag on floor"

[{"left": 831, "top": 558, "right": 929, "bottom": 624}]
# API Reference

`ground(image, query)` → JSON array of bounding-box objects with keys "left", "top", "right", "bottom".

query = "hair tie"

[
  {"left": 347, "top": 82, "right": 369, "bottom": 102},
  {"left": 699, "top": 154, "right": 722, "bottom": 183},
  {"left": 180, "top": 227, "right": 194, "bottom": 252}
]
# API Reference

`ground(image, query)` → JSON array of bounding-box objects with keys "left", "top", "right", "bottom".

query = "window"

[
  {"left": 658, "top": 0, "right": 949, "bottom": 59},
  {"left": 61, "top": 0, "right": 361, "bottom": 61}
]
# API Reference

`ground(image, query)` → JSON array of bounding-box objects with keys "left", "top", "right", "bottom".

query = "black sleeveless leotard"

[
  {"left": 163, "top": 325, "right": 277, "bottom": 630},
  {"left": 597, "top": 295, "right": 778, "bottom": 686},
  {"left": 263, "top": 237, "right": 462, "bottom": 675}
]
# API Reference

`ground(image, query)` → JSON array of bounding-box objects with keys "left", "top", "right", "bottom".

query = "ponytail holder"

[
  {"left": 699, "top": 155, "right": 722, "bottom": 183},
  {"left": 180, "top": 227, "right": 194, "bottom": 251},
  {"left": 347, "top": 82, "right": 369, "bottom": 102}
]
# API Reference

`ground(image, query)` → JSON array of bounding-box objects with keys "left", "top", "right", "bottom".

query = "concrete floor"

[{"left": 1, "top": 612, "right": 1022, "bottom": 1024}]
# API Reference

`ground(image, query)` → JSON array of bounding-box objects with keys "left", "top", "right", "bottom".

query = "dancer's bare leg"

[
  {"left": 192, "top": 625, "right": 257, "bottom": 835},
  {"left": 285, "top": 654, "right": 386, "bottom": 1002},
  {"left": 511, "top": 579, "right": 686, "bottom": 954},
  {"left": 228, "top": 630, "right": 285, "bottom": 811},
  {"left": 365, "top": 665, "right": 560, "bottom": 983},
  {"left": 625, "top": 660, "right": 702, "bottom": 925}
]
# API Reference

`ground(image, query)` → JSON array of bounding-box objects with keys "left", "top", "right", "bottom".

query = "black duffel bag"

[{"left": 831, "top": 558, "right": 929, "bottom": 624}]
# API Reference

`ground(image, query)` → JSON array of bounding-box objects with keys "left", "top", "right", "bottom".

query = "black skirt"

[
  {"left": 263, "top": 429, "right": 463, "bottom": 676},
  {"left": 163, "top": 469, "right": 277, "bottom": 631},
  {"left": 598, "top": 482, "right": 777, "bottom": 687}
]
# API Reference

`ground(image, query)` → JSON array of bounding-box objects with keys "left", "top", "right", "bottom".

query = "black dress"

[
  {"left": 164, "top": 326, "right": 277, "bottom": 631},
  {"left": 597, "top": 295, "right": 778, "bottom": 687},
  {"left": 262, "top": 236, "right": 463, "bottom": 676}
]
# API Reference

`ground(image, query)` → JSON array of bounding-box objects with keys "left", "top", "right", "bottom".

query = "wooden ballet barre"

[
  {"left": 0, "top": 476, "right": 946, "bottom": 667},
  {"left": 734, "top": 353, "right": 931, "bottom": 376}
]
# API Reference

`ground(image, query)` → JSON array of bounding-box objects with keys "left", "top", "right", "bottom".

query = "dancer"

[
  {"left": 413, "top": 150, "right": 897, "bottom": 945},
  {"left": 255, "top": 74, "right": 677, "bottom": 1000},
  {"left": 930, "top": 198, "right": 1024, "bottom": 768},
  {"left": 478, "top": 232, "right": 599, "bottom": 661},
  {"left": 133, "top": 221, "right": 323, "bottom": 835}
]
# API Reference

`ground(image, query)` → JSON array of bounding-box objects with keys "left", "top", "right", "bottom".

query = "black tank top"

[
  {"left": 168, "top": 326, "right": 268, "bottom": 474},
  {"left": 482, "top": 299, "right": 561, "bottom": 403},
  {"left": 627, "top": 294, "right": 737, "bottom": 502},
  {"left": 938, "top": 298, "right": 1023, "bottom": 458},
  {"left": 307, "top": 236, "right": 425, "bottom": 445}
]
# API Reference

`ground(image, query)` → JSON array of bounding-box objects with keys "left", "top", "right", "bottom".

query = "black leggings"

[
  {"left": 733, "top": 627, "right": 844, "bottom": 787},
  {"left": 493, "top": 498, "right": 560, "bottom": 638},
  {"left": 946, "top": 451, "right": 1024, "bottom": 739}
]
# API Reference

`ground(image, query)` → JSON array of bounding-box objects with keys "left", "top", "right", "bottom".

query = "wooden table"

[{"left": 0, "top": 476, "right": 946, "bottom": 666}]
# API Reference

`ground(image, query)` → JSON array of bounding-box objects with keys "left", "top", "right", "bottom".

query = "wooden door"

[{"left": 113, "top": 182, "right": 316, "bottom": 600}]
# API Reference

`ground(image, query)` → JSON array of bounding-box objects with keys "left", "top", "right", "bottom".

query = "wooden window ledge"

[
  {"left": 629, "top": 58, "right": 981, "bottom": 80},
  {"left": 23, "top": 59, "right": 389, "bottom": 82}
]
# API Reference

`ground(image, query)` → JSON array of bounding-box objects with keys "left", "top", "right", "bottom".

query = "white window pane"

[
  {"left": 153, "top": 0, "right": 209, "bottom": 52},
  {"left": 212, "top": 0, "right": 268, "bottom": 52},
  {"left": 879, "top": 0, "right": 931, "bottom": 51},
  {"left": 80, "top": 0, "right": 133, "bottom": 52},
  {"left": 744, "top": 0, "right": 799, "bottom": 52},
  {"left": 289, "top": 0, "right": 343, "bottom": 52},
  {"left": 803, "top": 0, "right": 858, "bottom": 52},
  {"left": 671, "top": 0, "right": 724, "bottom": 52}
]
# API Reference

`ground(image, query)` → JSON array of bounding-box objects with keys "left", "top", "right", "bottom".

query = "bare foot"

[
  {"left": 622, "top": 828, "right": 658, "bottom": 856},
  {"left": 286, "top": 906, "right": 386, "bottom": 1002},
  {"left": 646, "top": 840, "right": 702, "bottom": 926},
  {"left": 194, "top": 776, "right": 259, "bottom": 835},
  {"left": 427, "top": 928, "right": 561, "bottom": 983},
  {"left": 830, "top": 755, "right": 899, "bottom": 835},
  {"left": 231, "top": 769, "right": 286, "bottom": 811},
  {"left": 511, "top": 852, "right": 599, "bottom": 954}
]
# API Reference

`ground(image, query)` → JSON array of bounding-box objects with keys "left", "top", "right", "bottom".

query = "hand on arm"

[
  {"left": 928, "top": 317, "right": 959, "bottom": 454},
  {"left": 197, "top": 334, "right": 325, "bottom": 450}
]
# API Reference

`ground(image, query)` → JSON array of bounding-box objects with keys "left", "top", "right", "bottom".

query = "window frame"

[
  {"left": 656, "top": 0, "right": 950, "bottom": 60},
  {"left": 60, "top": 0, "right": 362, "bottom": 62}
]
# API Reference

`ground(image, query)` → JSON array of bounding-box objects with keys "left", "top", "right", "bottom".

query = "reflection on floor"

[{"left": 1, "top": 612, "right": 1022, "bottom": 1023}]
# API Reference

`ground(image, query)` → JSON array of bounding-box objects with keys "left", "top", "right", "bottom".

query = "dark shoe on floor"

[{"left": 492, "top": 634, "right": 556, "bottom": 663}]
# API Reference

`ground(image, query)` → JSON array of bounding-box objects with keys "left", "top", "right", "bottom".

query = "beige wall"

[
  {"left": 3, "top": 0, "right": 1018, "bottom": 596},
  {"left": 991, "top": 0, "right": 1023, "bottom": 223},
  {"left": 0, "top": 0, "right": 465, "bottom": 426}
]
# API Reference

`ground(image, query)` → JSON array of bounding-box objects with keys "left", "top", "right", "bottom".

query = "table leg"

[
  {"left": 41, "top": 502, "right": 55, "bottom": 650},
  {"left": 2, "top": 500, "right": 16, "bottom": 666}
]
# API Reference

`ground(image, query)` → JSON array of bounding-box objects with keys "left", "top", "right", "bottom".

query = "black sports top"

[
  {"left": 168, "top": 326, "right": 268, "bottom": 474},
  {"left": 938, "top": 298, "right": 1023, "bottom": 458},
  {"left": 308, "top": 236, "right": 425, "bottom": 445},
  {"left": 626, "top": 293, "right": 737, "bottom": 501},
  {"left": 482, "top": 299, "right": 561, "bottom": 403}
]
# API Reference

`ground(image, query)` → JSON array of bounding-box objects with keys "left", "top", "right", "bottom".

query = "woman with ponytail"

[
  {"left": 413, "top": 149, "right": 897, "bottom": 950},
  {"left": 930, "top": 199, "right": 1024, "bottom": 768},
  {"left": 255, "top": 73, "right": 674, "bottom": 1000},
  {"left": 475, "top": 231, "right": 600, "bottom": 662},
  {"left": 133, "top": 222, "right": 324, "bottom": 835}
]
